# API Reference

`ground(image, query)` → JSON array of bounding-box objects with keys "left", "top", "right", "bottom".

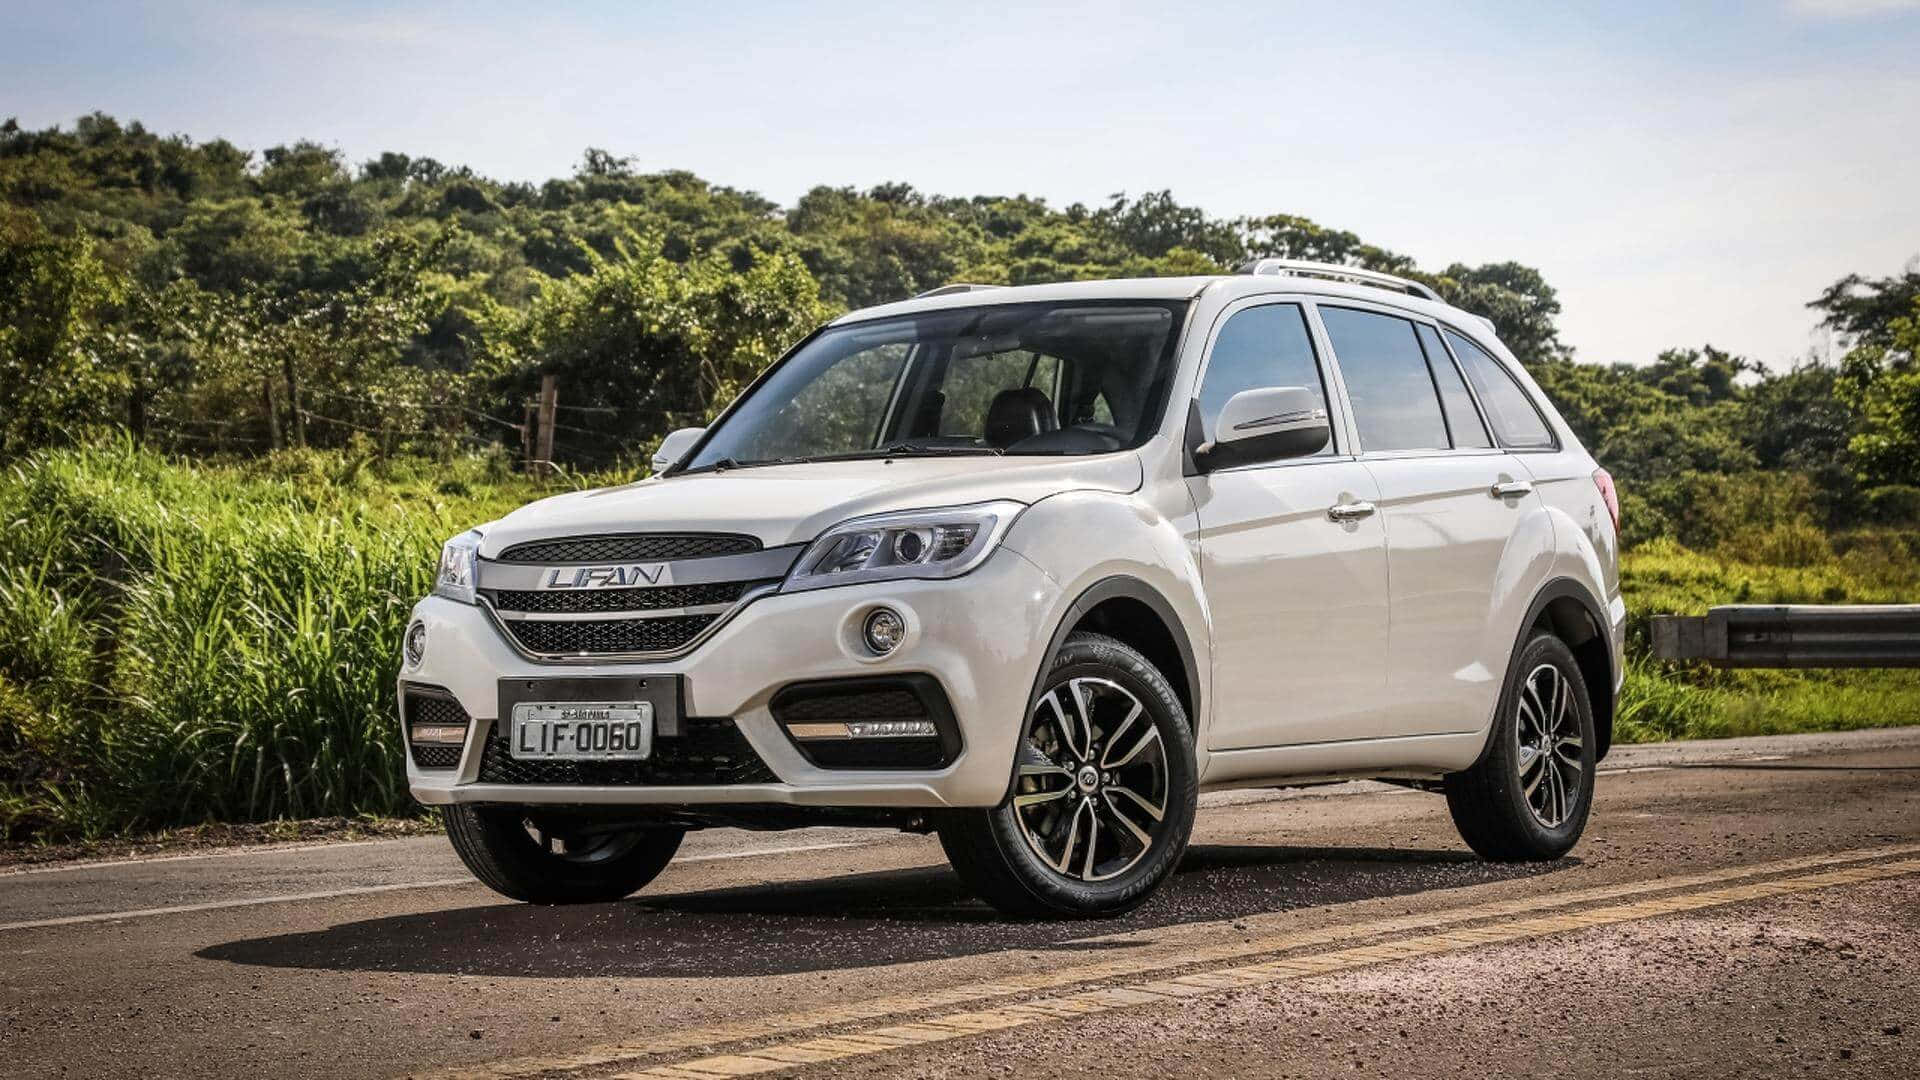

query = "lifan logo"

[{"left": 542, "top": 564, "right": 670, "bottom": 589}]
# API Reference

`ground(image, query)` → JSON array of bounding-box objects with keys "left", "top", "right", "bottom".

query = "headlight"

[
  {"left": 433, "top": 529, "right": 484, "bottom": 604},
  {"left": 783, "top": 501, "right": 1024, "bottom": 593}
]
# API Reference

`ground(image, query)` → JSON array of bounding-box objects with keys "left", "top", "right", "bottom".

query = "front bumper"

[{"left": 401, "top": 550, "right": 1060, "bottom": 810}]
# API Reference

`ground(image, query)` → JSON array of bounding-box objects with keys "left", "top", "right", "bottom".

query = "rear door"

[
  {"left": 1314, "top": 303, "right": 1542, "bottom": 739},
  {"left": 1185, "top": 298, "right": 1391, "bottom": 750}
]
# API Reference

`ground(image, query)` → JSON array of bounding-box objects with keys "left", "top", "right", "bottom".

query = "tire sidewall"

[{"left": 983, "top": 635, "right": 1198, "bottom": 915}]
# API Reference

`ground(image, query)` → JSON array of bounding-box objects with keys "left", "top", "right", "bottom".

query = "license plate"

[{"left": 509, "top": 703, "right": 653, "bottom": 760}]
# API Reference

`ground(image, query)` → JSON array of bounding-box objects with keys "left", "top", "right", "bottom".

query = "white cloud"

[{"left": 1787, "top": 0, "right": 1920, "bottom": 18}]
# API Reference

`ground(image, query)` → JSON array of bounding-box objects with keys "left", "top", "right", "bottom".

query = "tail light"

[{"left": 1592, "top": 468, "right": 1620, "bottom": 536}]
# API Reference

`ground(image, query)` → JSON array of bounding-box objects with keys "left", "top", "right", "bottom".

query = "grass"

[
  {"left": 0, "top": 440, "right": 624, "bottom": 841},
  {"left": 1613, "top": 538, "right": 1920, "bottom": 743},
  {"left": 0, "top": 443, "right": 1915, "bottom": 842}
]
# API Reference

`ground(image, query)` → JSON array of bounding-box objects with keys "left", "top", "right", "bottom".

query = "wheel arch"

[
  {"left": 996, "top": 575, "right": 1203, "bottom": 805},
  {"left": 1476, "top": 577, "right": 1617, "bottom": 767},
  {"left": 1043, "top": 576, "right": 1200, "bottom": 729}
]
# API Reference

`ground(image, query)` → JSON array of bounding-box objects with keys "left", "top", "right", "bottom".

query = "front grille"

[
  {"left": 486, "top": 532, "right": 781, "bottom": 658},
  {"left": 476, "top": 717, "right": 778, "bottom": 786},
  {"left": 486, "top": 580, "right": 765, "bottom": 616},
  {"left": 501, "top": 614, "right": 718, "bottom": 655},
  {"left": 403, "top": 688, "right": 470, "bottom": 770},
  {"left": 497, "top": 533, "right": 760, "bottom": 564}
]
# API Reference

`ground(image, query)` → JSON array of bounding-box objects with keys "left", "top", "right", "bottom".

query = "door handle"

[
  {"left": 1327, "top": 500, "right": 1377, "bottom": 522},
  {"left": 1491, "top": 480, "right": 1534, "bottom": 498}
]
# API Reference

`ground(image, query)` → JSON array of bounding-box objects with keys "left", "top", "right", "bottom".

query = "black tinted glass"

[{"left": 1320, "top": 307, "right": 1449, "bottom": 453}]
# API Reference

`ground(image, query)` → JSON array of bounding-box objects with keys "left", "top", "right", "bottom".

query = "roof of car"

[{"left": 827, "top": 273, "right": 1486, "bottom": 336}]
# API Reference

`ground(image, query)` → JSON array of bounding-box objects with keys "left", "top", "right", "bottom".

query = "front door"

[{"left": 1184, "top": 300, "right": 1391, "bottom": 750}]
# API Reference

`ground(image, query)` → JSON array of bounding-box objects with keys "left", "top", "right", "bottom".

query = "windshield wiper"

[
  {"left": 682, "top": 446, "right": 997, "bottom": 474},
  {"left": 678, "top": 456, "right": 806, "bottom": 476},
  {"left": 828, "top": 443, "right": 1005, "bottom": 461}
]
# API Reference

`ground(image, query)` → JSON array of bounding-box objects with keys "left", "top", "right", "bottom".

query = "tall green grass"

[
  {"left": 0, "top": 445, "right": 1915, "bottom": 841},
  {"left": 0, "top": 442, "right": 581, "bottom": 840}
]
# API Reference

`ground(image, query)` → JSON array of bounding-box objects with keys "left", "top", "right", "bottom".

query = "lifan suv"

[{"left": 401, "top": 259, "right": 1625, "bottom": 917}]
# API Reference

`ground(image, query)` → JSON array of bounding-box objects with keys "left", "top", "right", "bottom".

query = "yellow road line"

[
  {"left": 606, "top": 857, "right": 1920, "bottom": 1080},
  {"left": 421, "top": 842, "right": 1920, "bottom": 1080}
]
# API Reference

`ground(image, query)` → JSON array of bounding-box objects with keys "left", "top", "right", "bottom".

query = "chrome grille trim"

[
  {"left": 490, "top": 602, "right": 738, "bottom": 623},
  {"left": 485, "top": 580, "right": 755, "bottom": 615},
  {"left": 475, "top": 546, "right": 801, "bottom": 592}
]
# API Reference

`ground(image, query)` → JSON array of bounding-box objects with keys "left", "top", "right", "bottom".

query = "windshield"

[{"left": 684, "top": 300, "right": 1188, "bottom": 471}]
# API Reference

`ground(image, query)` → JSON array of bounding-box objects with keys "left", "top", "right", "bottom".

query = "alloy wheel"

[
  {"left": 1514, "top": 662, "right": 1585, "bottom": 828},
  {"left": 1012, "top": 676, "right": 1171, "bottom": 882}
]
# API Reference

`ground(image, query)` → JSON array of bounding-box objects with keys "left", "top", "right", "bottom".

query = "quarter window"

[
  {"left": 1443, "top": 329, "right": 1555, "bottom": 449},
  {"left": 1319, "top": 307, "right": 1449, "bottom": 453},
  {"left": 1196, "top": 304, "right": 1332, "bottom": 454},
  {"left": 1415, "top": 323, "right": 1492, "bottom": 449}
]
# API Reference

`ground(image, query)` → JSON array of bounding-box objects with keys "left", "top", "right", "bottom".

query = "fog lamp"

[
  {"left": 862, "top": 607, "right": 906, "bottom": 655},
  {"left": 408, "top": 724, "right": 467, "bottom": 745},
  {"left": 404, "top": 621, "right": 428, "bottom": 667}
]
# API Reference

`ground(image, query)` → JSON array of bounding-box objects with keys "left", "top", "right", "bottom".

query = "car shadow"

[{"left": 198, "top": 844, "right": 1569, "bottom": 979}]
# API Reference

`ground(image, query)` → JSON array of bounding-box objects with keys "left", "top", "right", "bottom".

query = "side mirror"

[
  {"left": 1195, "top": 386, "right": 1330, "bottom": 471},
  {"left": 651, "top": 427, "right": 705, "bottom": 475}
]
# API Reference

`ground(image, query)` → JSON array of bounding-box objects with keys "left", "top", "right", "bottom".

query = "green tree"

[
  {"left": 1810, "top": 267, "right": 1920, "bottom": 350},
  {"left": 0, "top": 208, "right": 125, "bottom": 454},
  {"left": 480, "top": 231, "right": 830, "bottom": 457},
  {"left": 1836, "top": 296, "right": 1920, "bottom": 488}
]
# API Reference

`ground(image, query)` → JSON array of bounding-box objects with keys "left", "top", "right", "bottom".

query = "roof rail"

[
  {"left": 914, "top": 283, "right": 1005, "bottom": 299},
  {"left": 1235, "top": 258, "right": 1441, "bottom": 303}
]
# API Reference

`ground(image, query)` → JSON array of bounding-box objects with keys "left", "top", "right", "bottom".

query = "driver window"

[{"left": 1196, "top": 304, "right": 1332, "bottom": 453}]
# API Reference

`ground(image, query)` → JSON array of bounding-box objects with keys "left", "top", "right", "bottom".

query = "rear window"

[{"left": 1442, "top": 329, "right": 1556, "bottom": 449}]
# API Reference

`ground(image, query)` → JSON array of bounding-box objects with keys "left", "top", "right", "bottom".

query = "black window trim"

[
  {"left": 1412, "top": 319, "right": 1494, "bottom": 452},
  {"left": 1435, "top": 321, "right": 1562, "bottom": 453}
]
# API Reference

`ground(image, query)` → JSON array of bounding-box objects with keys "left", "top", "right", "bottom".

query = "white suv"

[{"left": 402, "top": 260, "right": 1625, "bottom": 917}]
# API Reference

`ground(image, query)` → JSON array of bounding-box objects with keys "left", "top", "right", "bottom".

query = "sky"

[{"left": 4, "top": 0, "right": 1918, "bottom": 368}]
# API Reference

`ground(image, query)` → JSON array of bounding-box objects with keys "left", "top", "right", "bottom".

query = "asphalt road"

[{"left": 3, "top": 728, "right": 1917, "bottom": 1079}]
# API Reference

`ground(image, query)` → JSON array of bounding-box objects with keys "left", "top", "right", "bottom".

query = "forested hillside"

[
  {"left": 7, "top": 114, "right": 1918, "bottom": 539},
  {"left": 0, "top": 114, "right": 1580, "bottom": 460},
  {"left": 3, "top": 113, "right": 1918, "bottom": 842}
]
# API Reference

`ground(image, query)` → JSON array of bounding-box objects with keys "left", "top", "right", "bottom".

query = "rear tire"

[
  {"left": 443, "top": 806, "right": 684, "bottom": 904},
  {"left": 938, "top": 632, "right": 1198, "bottom": 918},
  {"left": 1445, "top": 632, "right": 1596, "bottom": 861}
]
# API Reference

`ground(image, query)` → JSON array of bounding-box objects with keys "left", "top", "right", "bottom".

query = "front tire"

[
  {"left": 1445, "top": 632, "right": 1596, "bottom": 861},
  {"left": 443, "top": 806, "right": 684, "bottom": 904},
  {"left": 938, "top": 632, "right": 1198, "bottom": 918}
]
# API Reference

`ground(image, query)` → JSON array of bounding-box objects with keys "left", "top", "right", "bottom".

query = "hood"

[{"left": 476, "top": 453, "right": 1142, "bottom": 556}]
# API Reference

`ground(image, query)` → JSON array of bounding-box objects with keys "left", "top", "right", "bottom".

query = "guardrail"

[{"left": 1650, "top": 605, "right": 1920, "bottom": 668}]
